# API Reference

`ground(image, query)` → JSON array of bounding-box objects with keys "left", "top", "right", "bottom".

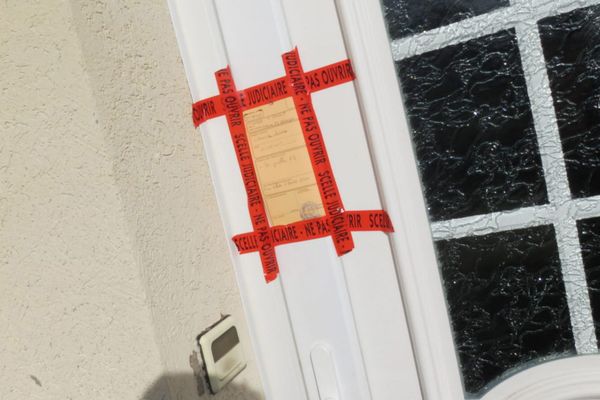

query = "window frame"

[
  {"left": 335, "top": 0, "right": 465, "bottom": 396},
  {"left": 335, "top": 0, "right": 600, "bottom": 398}
]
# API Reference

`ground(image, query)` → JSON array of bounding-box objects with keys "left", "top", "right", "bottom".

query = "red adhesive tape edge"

[
  {"left": 192, "top": 59, "right": 356, "bottom": 127},
  {"left": 232, "top": 210, "right": 394, "bottom": 254},
  {"left": 199, "top": 50, "right": 392, "bottom": 283},
  {"left": 282, "top": 48, "right": 354, "bottom": 256},
  {"left": 215, "top": 67, "right": 279, "bottom": 283},
  {"left": 192, "top": 95, "right": 224, "bottom": 127}
]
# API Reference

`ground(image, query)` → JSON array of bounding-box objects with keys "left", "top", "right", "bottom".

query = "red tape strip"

[
  {"left": 240, "top": 77, "right": 289, "bottom": 110},
  {"left": 232, "top": 210, "right": 393, "bottom": 254},
  {"left": 305, "top": 59, "right": 355, "bottom": 92},
  {"left": 197, "top": 50, "right": 393, "bottom": 283},
  {"left": 192, "top": 95, "right": 224, "bottom": 127},
  {"left": 215, "top": 67, "right": 279, "bottom": 282},
  {"left": 192, "top": 59, "right": 356, "bottom": 127},
  {"left": 282, "top": 48, "right": 354, "bottom": 256}
]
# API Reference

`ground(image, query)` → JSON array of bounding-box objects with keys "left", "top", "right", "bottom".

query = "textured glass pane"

[
  {"left": 539, "top": 5, "right": 600, "bottom": 198},
  {"left": 398, "top": 29, "right": 548, "bottom": 222},
  {"left": 381, "top": 0, "right": 509, "bottom": 39},
  {"left": 577, "top": 217, "right": 600, "bottom": 345},
  {"left": 436, "top": 226, "right": 576, "bottom": 396}
]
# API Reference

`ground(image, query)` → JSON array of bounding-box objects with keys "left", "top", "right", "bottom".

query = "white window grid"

[{"left": 389, "top": 0, "right": 600, "bottom": 354}]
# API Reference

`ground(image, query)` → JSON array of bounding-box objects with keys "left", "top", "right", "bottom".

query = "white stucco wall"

[{"left": 1, "top": 1, "right": 263, "bottom": 399}]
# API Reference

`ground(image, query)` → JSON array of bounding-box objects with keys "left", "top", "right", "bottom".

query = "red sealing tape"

[{"left": 194, "top": 48, "right": 393, "bottom": 283}]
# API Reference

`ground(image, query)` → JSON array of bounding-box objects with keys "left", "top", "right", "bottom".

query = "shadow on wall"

[{"left": 141, "top": 372, "right": 263, "bottom": 400}]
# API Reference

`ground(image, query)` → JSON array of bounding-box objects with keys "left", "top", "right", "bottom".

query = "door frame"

[
  {"left": 334, "top": 0, "right": 464, "bottom": 398},
  {"left": 335, "top": 0, "right": 600, "bottom": 399}
]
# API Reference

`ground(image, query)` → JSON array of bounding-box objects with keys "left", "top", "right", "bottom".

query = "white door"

[
  {"left": 169, "top": 0, "right": 600, "bottom": 398},
  {"left": 168, "top": 1, "right": 421, "bottom": 399},
  {"left": 337, "top": 0, "right": 600, "bottom": 398}
]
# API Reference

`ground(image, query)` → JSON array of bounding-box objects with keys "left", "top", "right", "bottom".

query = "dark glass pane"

[
  {"left": 211, "top": 326, "right": 240, "bottom": 362},
  {"left": 398, "top": 29, "right": 548, "bottom": 222},
  {"left": 577, "top": 217, "right": 600, "bottom": 345},
  {"left": 381, "top": 0, "right": 509, "bottom": 39},
  {"left": 539, "top": 6, "right": 600, "bottom": 198},
  {"left": 436, "top": 225, "right": 575, "bottom": 395}
]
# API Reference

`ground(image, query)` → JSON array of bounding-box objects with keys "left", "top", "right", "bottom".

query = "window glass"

[
  {"left": 380, "top": 0, "right": 600, "bottom": 397},
  {"left": 437, "top": 225, "right": 575, "bottom": 395},
  {"left": 382, "top": 0, "right": 509, "bottom": 39},
  {"left": 539, "top": 5, "right": 600, "bottom": 198},
  {"left": 398, "top": 29, "right": 548, "bottom": 221}
]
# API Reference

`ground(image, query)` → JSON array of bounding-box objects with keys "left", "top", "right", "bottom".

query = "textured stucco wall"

[
  {"left": 1, "top": 1, "right": 263, "bottom": 399},
  {"left": 0, "top": 1, "right": 167, "bottom": 398}
]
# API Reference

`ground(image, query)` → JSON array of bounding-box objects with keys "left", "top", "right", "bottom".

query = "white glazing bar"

[
  {"left": 390, "top": 0, "right": 600, "bottom": 61},
  {"left": 571, "top": 195, "right": 600, "bottom": 221},
  {"left": 432, "top": 196, "right": 600, "bottom": 241},
  {"left": 431, "top": 205, "right": 554, "bottom": 240},
  {"left": 554, "top": 218, "right": 598, "bottom": 353},
  {"left": 515, "top": 12, "right": 597, "bottom": 353}
]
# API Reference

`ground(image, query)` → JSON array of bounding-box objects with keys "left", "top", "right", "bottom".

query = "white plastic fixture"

[{"left": 198, "top": 316, "right": 247, "bottom": 394}]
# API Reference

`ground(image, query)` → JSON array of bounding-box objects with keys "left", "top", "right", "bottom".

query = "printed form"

[{"left": 243, "top": 97, "right": 325, "bottom": 226}]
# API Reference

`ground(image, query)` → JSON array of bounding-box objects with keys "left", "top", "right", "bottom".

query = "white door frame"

[
  {"left": 335, "top": 0, "right": 463, "bottom": 397},
  {"left": 335, "top": 0, "right": 600, "bottom": 398}
]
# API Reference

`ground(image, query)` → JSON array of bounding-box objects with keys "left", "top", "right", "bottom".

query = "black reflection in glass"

[
  {"left": 381, "top": 0, "right": 509, "bottom": 39},
  {"left": 578, "top": 217, "right": 600, "bottom": 345},
  {"left": 539, "top": 5, "right": 600, "bottom": 199},
  {"left": 436, "top": 225, "right": 575, "bottom": 395},
  {"left": 398, "top": 29, "right": 548, "bottom": 222}
]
